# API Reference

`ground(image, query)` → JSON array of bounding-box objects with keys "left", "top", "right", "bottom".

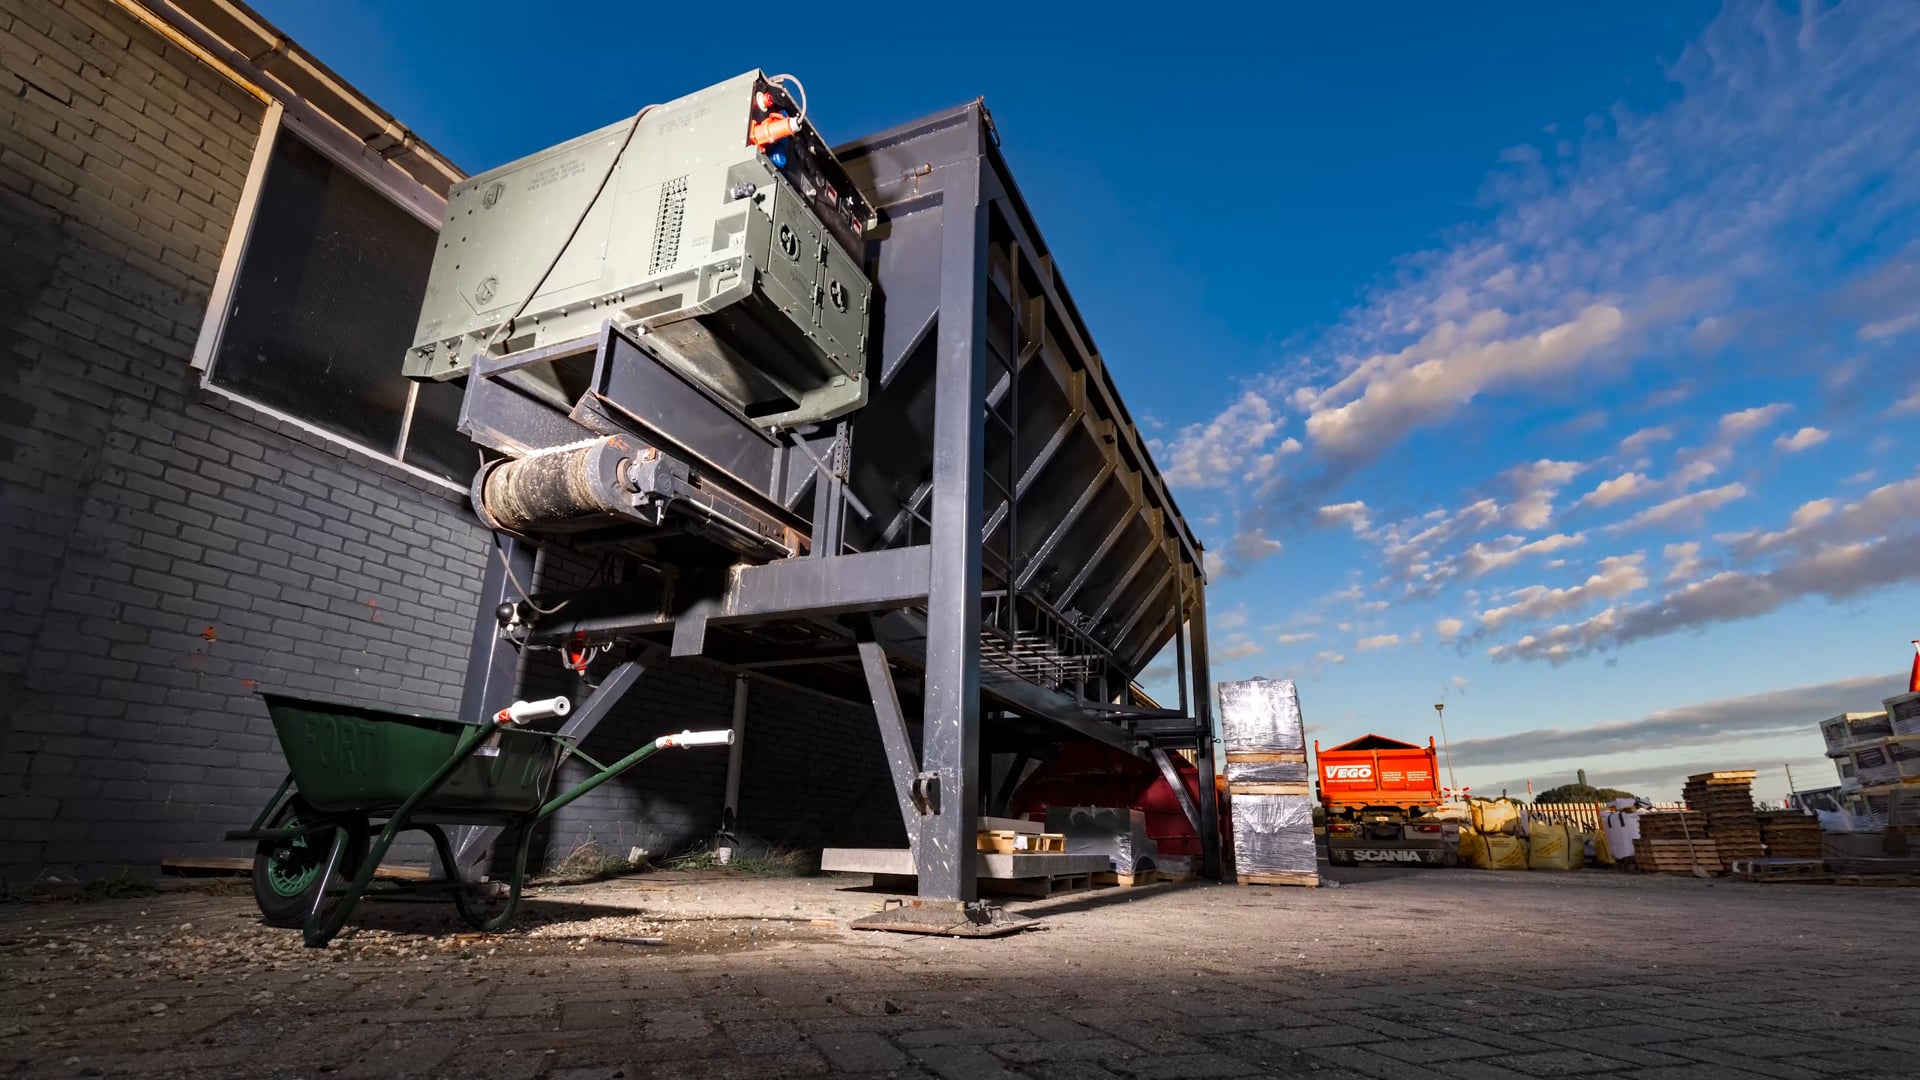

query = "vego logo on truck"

[{"left": 1324, "top": 764, "right": 1373, "bottom": 781}]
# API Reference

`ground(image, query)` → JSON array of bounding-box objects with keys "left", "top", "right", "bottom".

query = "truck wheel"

[{"left": 252, "top": 800, "right": 367, "bottom": 929}]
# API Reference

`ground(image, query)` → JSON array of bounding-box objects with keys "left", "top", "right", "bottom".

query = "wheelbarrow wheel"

[{"left": 252, "top": 799, "right": 368, "bottom": 929}]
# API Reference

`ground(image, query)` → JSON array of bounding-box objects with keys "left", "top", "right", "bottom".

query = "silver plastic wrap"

[
  {"left": 1888, "top": 692, "right": 1920, "bottom": 736},
  {"left": 1225, "top": 758, "right": 1311, "bottom": 785},
  {"left": 1851, "top": 741, "right": 1898, "bottom": 785},
  {"left": 1219, "top": 678, "right": 1305, "bottom": 753},
  {"left": 1230, "top": 792, "right": 1317, "bottom": 876},
  {"left": 1849, "top": 713, "right": 1894, "bottom": 742},
  {"left": 1045, "top": 806, "right": 1157, "bottom": 873}
]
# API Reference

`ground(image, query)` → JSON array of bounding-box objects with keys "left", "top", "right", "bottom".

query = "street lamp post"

[{"left": 1435, "top": 702, "right": 1459, "bottom": 800}]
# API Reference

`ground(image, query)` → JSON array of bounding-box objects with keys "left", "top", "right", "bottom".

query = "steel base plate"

[{"left": 849, "top": 899, "right": 1035, "bottom": 938}]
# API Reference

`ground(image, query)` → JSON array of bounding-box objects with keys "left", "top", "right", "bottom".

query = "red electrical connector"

[{"left": 749, "top": 112, "right": 799, "bottom": 148}]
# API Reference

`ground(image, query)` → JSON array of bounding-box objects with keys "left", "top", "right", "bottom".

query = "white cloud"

[
  {"left": 1859, "top": 312, "right": 1920, "bottom": 341},
  {"left": 1662, "top": 541, "right": 1705, "bottom": 586},
  {"left": 1215, "top": 606, "right": 1249, "bottom": 631},
  {"left": 1168, "top": 3, "right": 1920, "bottom": 661},
  {"left": 1718, "top": 403, "right": 1793, "bottom": 438},
  {"left": 1298, "top": 306, "right": 1627, "bottom": 456},
  {"left": 1787, "top": 498, "right": 1837, "bottom": 529},
  {"left": 1436, "top": 617, "right": 1465, "bottom": 643},
  {"left": 1202, "top": 551, "right": 1226, "bottom": 579},
  {"left": 1279, "top": 437, "right": 1303, "bottom": 455},
  {"left": 1451, "top": 675, "right": 1470, "bottom": 691},
  {"left": 1670, "top": 458, "right": 1720, "bottom": 488},
  {"left": 1775, "top": 426, "right": 1830, "bottom": 452},
  {"left": 1457, "top": 533, "right": 1585, "bottom": 578},
  {"left": 1503, "top": 460, "right": 1585, "bottom": 530},
  {"left": 1577, "top": 472, "right": 1651, "bottom": 509},
  {"left": 1276, "top": 632, "right": 1317, "bottom": 645},
  {"left": 1608, "top": 483, "right": 1748, "bottom": 532},
  {"left": 1893, "top": 386, "right": 1920, "bottom": 416},
  {"left": 1453, "top": 673, "right": 1909, "bottom": 764},
  {"left": 1478, "top": 554, "right": 1649, "bottom": 630},
  {"left": 1218, "top": 641, "right": 1264, "bottom": 661},
  {"left": 1163, "top": 391, "right": 1281, "bottom": 489},
  {"left": 1355, "top": 634, "right": 1401, "bottom": 652},
  {"left": 1231, "top": 528, "right": 1284, "bottom": 563},
  {"left": 1318, "top": 501, "right": 1373, "bottom": 535},
  {"left": 1314, "top": 651, "right": 1347, "bottom": 668},
  {"left": 1736, "top": 473, "right": 1920, "bottom": 557},
  {"left": 1619, "top": 426, "right": 1674, "bottom": 456},
  {"left": 1495, "top": 473, "right": 1920, "bottom": 662}
]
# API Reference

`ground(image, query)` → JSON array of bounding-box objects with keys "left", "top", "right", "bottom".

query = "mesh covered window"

[{"left": 210, "top": 129, "right": 460, "bottom": 480}]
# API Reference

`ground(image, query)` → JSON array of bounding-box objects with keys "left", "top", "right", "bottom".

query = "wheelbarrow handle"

[
  {"left": 656, "top": 730, "right": 733, "bottom": 749},
  {"left": 534, "top": 729, "right": 733, "bottom": 824}
]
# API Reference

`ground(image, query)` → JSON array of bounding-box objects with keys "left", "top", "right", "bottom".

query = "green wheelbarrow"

[{"left": 226, "top": 692, "right": 731, "bottom": 948}]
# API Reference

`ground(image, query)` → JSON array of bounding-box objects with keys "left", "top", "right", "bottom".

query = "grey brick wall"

[{"left": 0, "top": 0, "right": 898, "bottom": 881}]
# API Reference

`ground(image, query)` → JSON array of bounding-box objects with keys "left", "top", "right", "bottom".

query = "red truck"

[{"left": 1315, "top": 734, "right": 1452, "bottom": 866}]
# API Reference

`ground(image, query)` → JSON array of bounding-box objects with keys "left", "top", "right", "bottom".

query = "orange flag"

[{"left": 1910, "top": 640, "right": 1920, "bottom": 694}]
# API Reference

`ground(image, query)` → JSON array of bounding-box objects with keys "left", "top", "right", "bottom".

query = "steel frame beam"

[
  {"left": 857, "top": 637, "right": 928, "bottom": 848},
  {"left": 1151, "top": 748, "right": 1203, "bottom": 838},
  {"left": 1189, "top": 577, "right": 1221, "bottom": 879},
  {"left": 916, "top": 146, "right": 989, "bottom": 903},
  {"left": 457, "top": 533, "right": 532, "bottom": 729},
  {"left": 451, "top": 648, "right": 654, "bottom": 869}
]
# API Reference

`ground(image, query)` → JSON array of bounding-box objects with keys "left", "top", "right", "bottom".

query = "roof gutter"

[{"left": 120, "top": 0, "right": 464, "bottom": 196}]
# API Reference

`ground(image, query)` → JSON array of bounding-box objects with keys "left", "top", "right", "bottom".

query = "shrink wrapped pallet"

[
  {"left": 1045, "top": 806, "right": 1157, "bottom": 874},
  {"left": 1888, "top": 692, "right": 1920, "bottom": 736},
  {"left": 1230, "top": 792, "right": 1317, "bottom": 877},
  {"left": 1219, "top": 678, "right": 1305, "bottom": 753},
  {"left": 1224, "top": 758, "right": 1311, "bottom": 786}
]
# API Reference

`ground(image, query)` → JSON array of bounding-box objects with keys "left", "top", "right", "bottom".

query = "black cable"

[{"left": 482, "top": 103, "right": 658, "bottom": 355}]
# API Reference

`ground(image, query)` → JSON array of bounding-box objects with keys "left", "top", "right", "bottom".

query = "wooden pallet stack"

[
  {"left": 975, "top": 816, "right": 1066, "bottom": 854},
  {"left": 1756, "top": 810, "right": 1824, "bottom": 859},
  {"left": 1220, "top": 678, "right": 1319, "bottom": 887},
  {"left": 1684, "top": 771, "right": 1763, "bottom": 863},
  {"left": 1635, "top": 811, "right": 1720, "bottom": 873}
]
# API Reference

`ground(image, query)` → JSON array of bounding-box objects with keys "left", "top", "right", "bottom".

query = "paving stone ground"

[{"left": 1, "top": 865, "right": 1915, "bottom": 1079}]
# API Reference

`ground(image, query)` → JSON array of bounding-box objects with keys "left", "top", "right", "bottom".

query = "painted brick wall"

[{"left": 0, "top": 0, "right": 899, "bottom": 880}]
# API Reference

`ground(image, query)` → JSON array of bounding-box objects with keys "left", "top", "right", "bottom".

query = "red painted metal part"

[
  {"left": 1313, "top": 733, "right": 1441, "bottom": 811},
  {"left": 1008, "top": 744, "right": 1219, "bottom": 857}
]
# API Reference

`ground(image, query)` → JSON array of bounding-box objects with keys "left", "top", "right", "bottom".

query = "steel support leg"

[
  {"left": 720, "top": 674, "right": 750, "bottom": 836},
  {"left": 458, "top": 532, "right": 534, "bottom": 727},
  {"left": 989, "top": 750, "right": 1031, "bottom": 817},
  {"left": 856, "top": 637, "right": 927, "bottom": 847},
  {"left": 441, "top": 532, "right": 535, "bottom": 877},
  {"left": 451, "top": 653, "right": 652, "bottom": 869},
  {"left": 1189, "top": 584, "right": 1222, "bottom": 880},
  {"left": 1151, "top": 748, "right": 1203, "bottom": 839},
  {"left": 917, "top": 155, "right": 989, "bottom": 903}
]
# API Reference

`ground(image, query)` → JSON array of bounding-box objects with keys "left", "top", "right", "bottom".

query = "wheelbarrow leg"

[
  {"left": 305, "top": 723, "right": 496, "bottom": 947},
  {"left": 300, "top": 818, "right": 366, "bottom": 949},
  {"left": 423, "top": 824, "right": 497, "bottom": 931},
  {"left": 482, "top": 825, "right": 535, "bottom": 931},
  {"left": 445, "top": 818, "right": 537, "bottom": 930}
]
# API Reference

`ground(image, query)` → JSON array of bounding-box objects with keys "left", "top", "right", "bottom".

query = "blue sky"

[{"left": 262, "top": 1, "right": 1920, "bottom": 801}]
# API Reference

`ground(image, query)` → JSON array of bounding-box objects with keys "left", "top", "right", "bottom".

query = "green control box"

[{"left": 404, "top": 71, "right": 874, "bottom": 429}]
